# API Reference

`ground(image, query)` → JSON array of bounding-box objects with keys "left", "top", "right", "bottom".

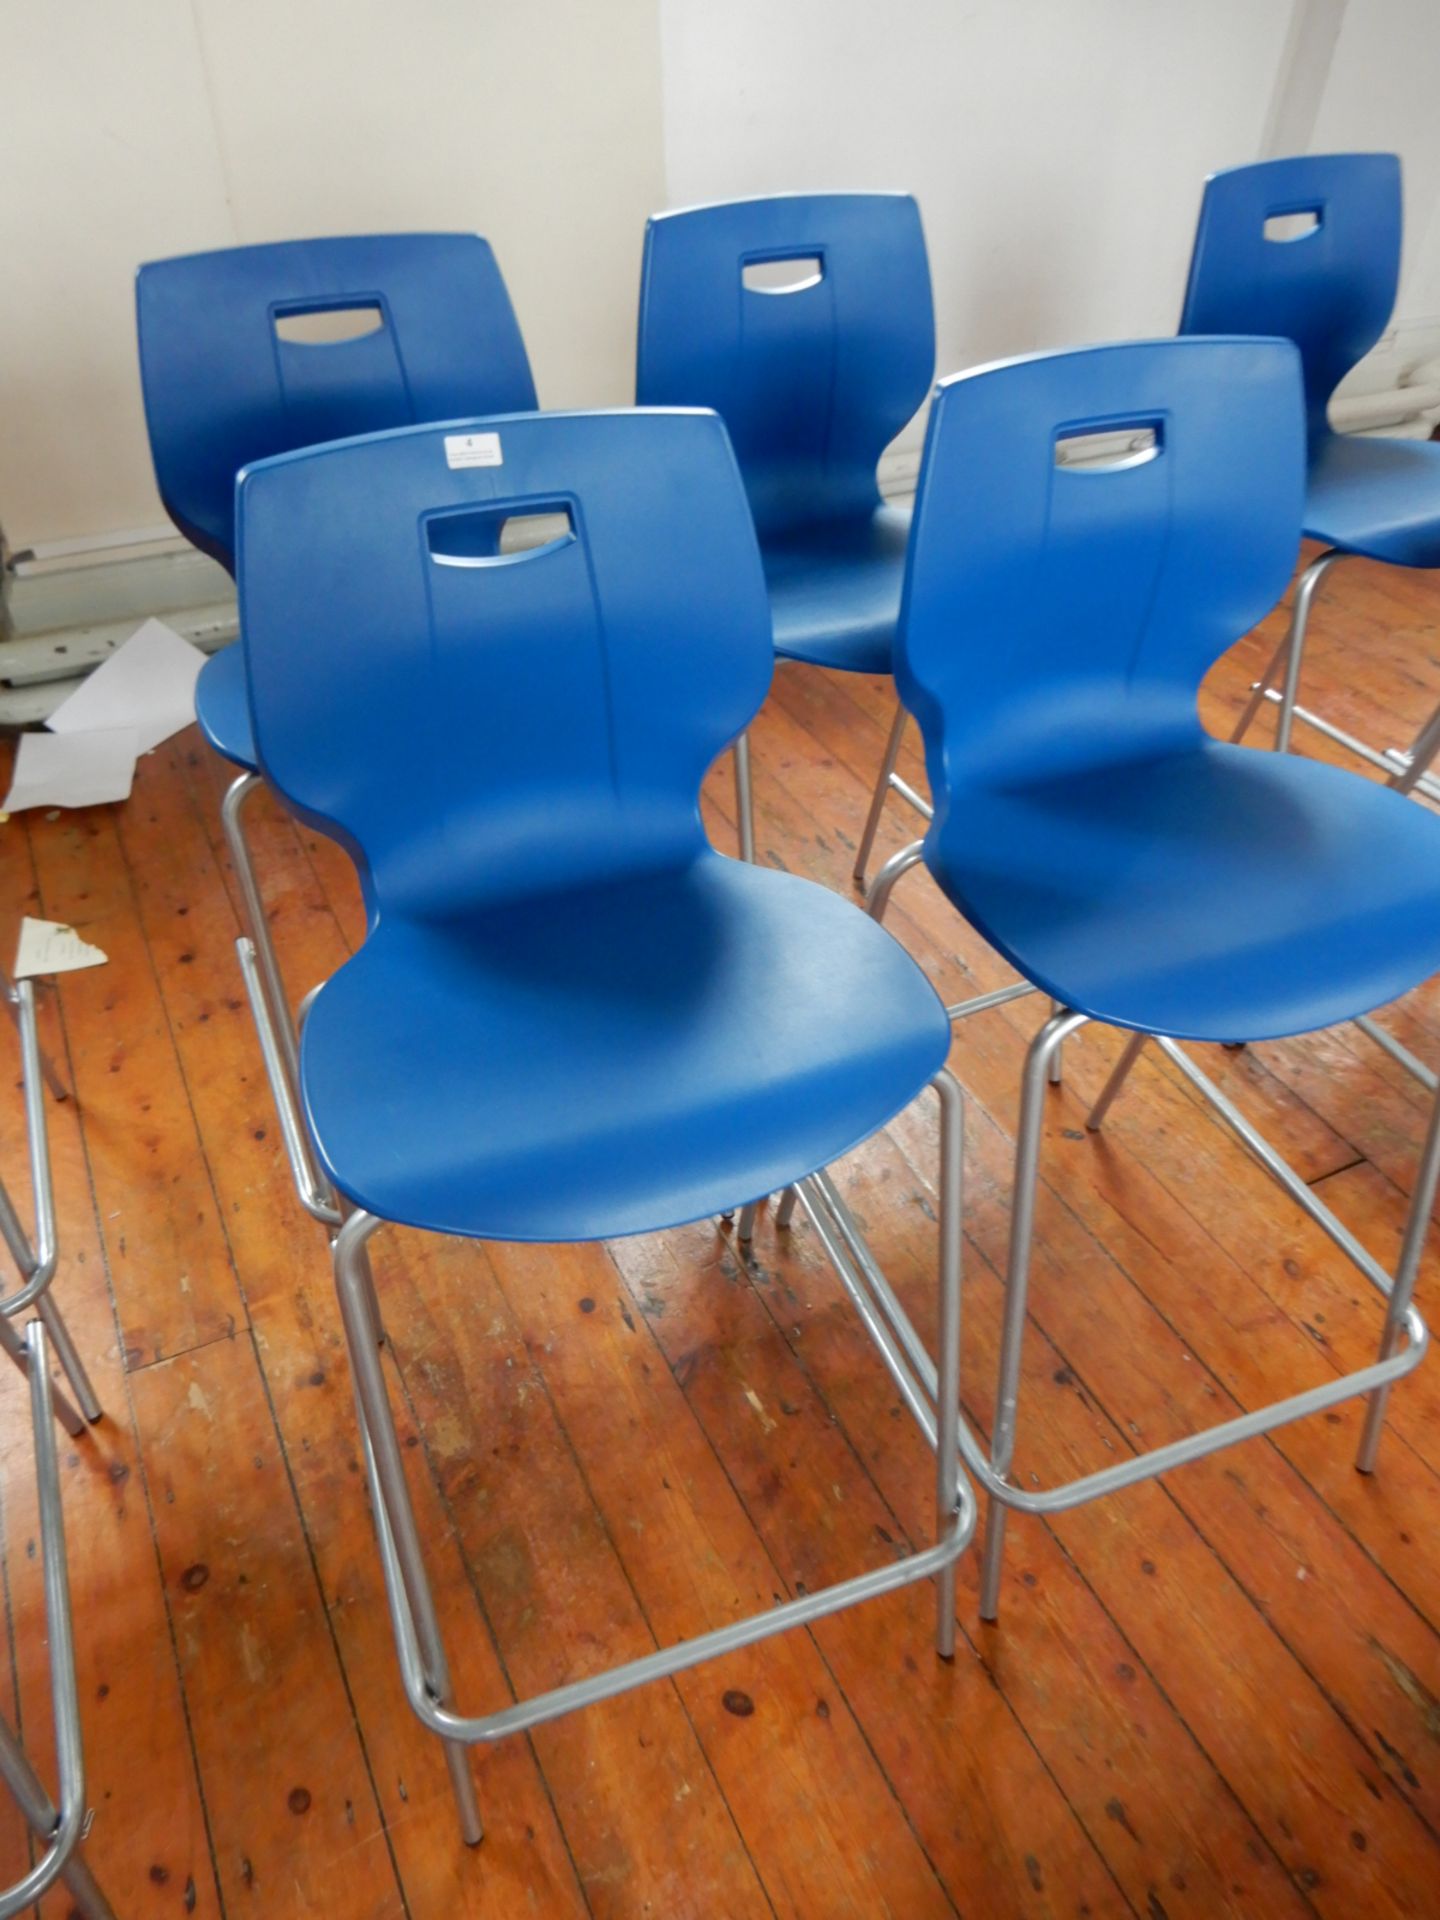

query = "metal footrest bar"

[
  {"left": 1252, "top": 687, "right": 1440, "bottom": 805},
  {"left": 1154, "top": 1035, "right": 1399, "bottom": 1293},
  {"left": 889, "top": 773, "right": 933, "bottom": 821},
  {"left": 364, "top": 1397, "right": 973, "bottom": 1749},
  {"left": 0, "top": 1324, "right": 114, "bottom": 1919},
  {"left": 969, "top": 1018, "right": 1432, "bottom": 1542},
  {"left": 237, "top": 937, "right": 342, "bottom": 1228},
  {"left": 945, "top": 980, "right": 1037, "bottom": 1024},
  {"left": 333, "top": 1070, "right": 972, "bottom": 1827},
  {"left": 1353, "top": 1012, "right": 1439, "bottom": 1092},
  {"left": 956, "top": 1314, "right": 1425, "bottom": 1519}
]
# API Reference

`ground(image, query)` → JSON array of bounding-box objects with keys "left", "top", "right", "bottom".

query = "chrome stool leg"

[
  {"left": 854, "top": 702, "right": 909, "bottom": 890},
  {"left": 1047, "top": 1000, "right": 1065, "bottom": 1085},
  {"left": 1355, "top": 1074, "right": 1440, "bottom": 1472},
  {"left": 736, "top": 1200, "right": 760, "bottom": 1244},
  {"left": 865, "top": 839, "right": 926, "bottom": 927},
  {"left": 332, "top": 1082, "right": 975, "bottom": 1845},
  {"left": 931, "top": 1068, "right": 964, "bottom": 1657},
  {"left": 978, "top": 1008, "right": 1084, "bottom": 1620},
  {"left": 1230, "top": 548, "right": 1343, "bottom": 752},
  {"left": 0, "top": 1307, "right": 85, "bottom": 1439},
  {"left": 335, "top": 1214, "right": 483, "bottom": 1845},
  {"left": 1228, "top": 627, "right": 1290, "bottom": 745},
  {"left": 0, "top": 1716, "right": 113, "bottom": 1919},
  {"left": 1386, "top": 694, "right": 1440, "bottom": 797},
  {"left": 218, "top": 771, "right": 299, "bottom": 1090},
  {"left": 225, "top": 771, "right": 341, "bottom": 1223},
  {"left": 775, "top": 1186, "right": 799, "bottom": 1228},
  {"left": 222, "top": 772, "right": 302, "bottom": 1090},
  {"left": 732, "top": 733, "right": 756, "bottom": 864},
  {"left": 0, "top": 980, "right": 101, "bottom": 1424},
  {"left": 0, "top": 1325, "right": 115, "bottom": 1920},
  {"left": 1085, "top": 1031, "right": 1148, "bottom": 1133},
  {"left": 1, "top": 970, "right": 67, "bottom": 1105}
]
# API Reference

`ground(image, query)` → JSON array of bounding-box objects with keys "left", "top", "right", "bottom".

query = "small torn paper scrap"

[
  {"left": 2, "top": 727, "right": 139, "bottom": 813},
  {"left": 14, "top": 917, "right": 108, "bottom": 980},
  {"left": 46, "top": 617, "right": 202, "bottom": 755}
]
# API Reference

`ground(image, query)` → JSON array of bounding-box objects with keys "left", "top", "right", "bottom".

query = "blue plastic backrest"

[
  {"left": 1179, "top": 154, "right": 1400, "bottom": 445},
  {"left": 896, "top": 338, "right": 1306, "bottom": 804},
  {"left": 236, "top": 410, "right": 774, "bottom": 918},
  {"left": 637, "top": 193, "right": 934, "bottom": 537},
  {"left": 137, "top": 234, "right": 537, "bottom": 571}
]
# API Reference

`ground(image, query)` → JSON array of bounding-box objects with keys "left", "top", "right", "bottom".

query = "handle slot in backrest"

[
  {"left": 1054, "top": 421, "right": 1163, "bottom": 472},
  {"left": 272, "top": 301, "right": 386, "bottom": 344},
  {"left": 425, "top": 500, "right": 576, "bottom": 567},
  {"left": 741, "top": 252, "right": 825, "bottom": 294},
  {"left": 1263, "top": 208, "right": 1322, "bottom": 243}
]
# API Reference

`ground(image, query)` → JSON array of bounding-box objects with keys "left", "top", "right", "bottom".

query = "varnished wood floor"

[{"left": 2, "top": 548, "right": 1440, "bottom": 1918}]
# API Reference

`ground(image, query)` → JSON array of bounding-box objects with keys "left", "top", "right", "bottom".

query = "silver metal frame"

[
  {"left": 330, "top": 1069, "right": 974, "bottom": 1844},
  {"left": 732, "top": 733, "right": 756, "bottom": 864},
  {"left": 0, "top": 973, "right": 101, "bottom": 1434},
  {"left": 853, "top": 703, "right": 933, "bottom": 894},
  {"left": 1231, "top": 546, "right": 1440, "bottom": 804},
  {"left": 223, "top": 771, "right": 341, "bottom": 1228},
  {"left": 868, "top": 859, "right": 1436, "bottom": 1623},
  {"left": 0, "top": 1323, "right": 114, "bottom": 1919}
]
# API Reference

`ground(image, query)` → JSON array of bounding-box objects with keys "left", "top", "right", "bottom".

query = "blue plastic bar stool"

[
  {"left": 637, "top": 193, "right": 934, "bottom": 881},
  {"left": 868, "top": 337, "right": 1440, "bottom": 1622},
  {"left": 136, "top": 234, "right": 537, "bottom": 1225},
  {"left": 1181, "top": 154, "right": 1440, "bottom": 786},
  {"left": 236, "top": 406, "right": 973, "bottom": 1842}
]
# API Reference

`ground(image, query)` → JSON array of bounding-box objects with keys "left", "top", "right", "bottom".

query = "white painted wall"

[
  {"left": 660, "top": 0, "right": 1296, "bottom": 442},
  {"left": 0, "top": 0, "right": 664, "bottom": 547},
  {"left": 1307, "top": 0, "right": 1440, "bottom": 321},
  {"left": 4, "top": 1, "right": 1438, "bottom": 551},
  {"left": 659, "top": 0, "right": 1440, "bottom": 440}
]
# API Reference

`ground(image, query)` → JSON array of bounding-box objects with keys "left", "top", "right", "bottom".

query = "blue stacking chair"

[
  {"left": 637, "top": 193, "right": 934, "bottom": 879},
  {"left": 867, "top": 337, "right": 1440, "bottom": 1622},
  {"left": 1182, "top": 154, "right": 1440, "bottom": 786},
  {"left": 236, "top": 406, "right": 973, "bottom": 1839},
  {"left": 136, "top": 234, "right": 537, "bottom": 1225}
]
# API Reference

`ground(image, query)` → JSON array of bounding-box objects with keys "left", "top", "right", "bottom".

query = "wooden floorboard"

[{"left": 1, "top": 555, "right": 1439, "bottom": 1914}]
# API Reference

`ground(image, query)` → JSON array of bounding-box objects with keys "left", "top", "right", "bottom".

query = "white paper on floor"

[
  {"left": 13, "top": 917, "right": 108, "bottom": 980},
  {"left": 46, "top": 617, "right": 203, "bottom": 755},
  {"left": 1, "top": 726, "right": 139, "bottom": 813}
]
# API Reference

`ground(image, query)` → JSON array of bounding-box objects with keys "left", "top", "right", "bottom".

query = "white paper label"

[
  {"left": 14, "top": 917, "right": 108, "bottom": 980},
  {"left": 444, "top": 431, "right": 503, "bottom": 470}
]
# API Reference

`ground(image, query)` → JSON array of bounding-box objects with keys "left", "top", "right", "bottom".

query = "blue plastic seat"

[
  {"left": 900, "top": 335, "right": 1440, "bottom": 1040},
  {"left": 237, "top": 408, "right": 951, "bottom": 1238},
  {"left": 927, "top": 742, "right": 1440, "bottom": 1044},
  {"left": 234, "top": 410, "right": 969, "bottom": 1832},
  {"left": 301, "top": 857, "right": 945, "bottom": 1240},
  {"left": 637, "top": 194, "right": 934, "bottom": 868},
  {"left": 1180, "top": 154, "right": 1440, "bottom": 758},
  {"left": 883, "top": 335, "right": 1440, "bottom": 1623},
  {"left": 1305, "top": 433, "right": 1440, "bottom": 567},
  {"left": 137, "top": 233, "right": 538, "bottom": 770}
]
